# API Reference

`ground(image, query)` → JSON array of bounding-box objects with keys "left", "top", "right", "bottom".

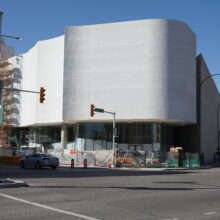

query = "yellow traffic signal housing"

[
  {"left": 90, "top": 104, "right": 95, "bottom": 117},
  {"left": 40, "top": 87, "right": 46, "bottom": 103}
]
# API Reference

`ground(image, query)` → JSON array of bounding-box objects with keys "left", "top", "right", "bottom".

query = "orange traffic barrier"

[
  {"left": 70, "top": 158, "right": 74, "bottom": 168},
  {"left": 116, "top": 157, "right": 133, "bottom": 162},
  {"left": 84, "top": 159, "right": 87, "bottom": 169},
  {"left": 0, "top": 156, "right": 23, "bottom": 166},
  {"left": 107, "top": 160, "right": 111, "bottom": 168}
]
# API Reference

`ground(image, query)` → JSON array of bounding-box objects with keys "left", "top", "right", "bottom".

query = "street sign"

[{"left": 95, "top": 108, "right": 104, "bottom": 113}]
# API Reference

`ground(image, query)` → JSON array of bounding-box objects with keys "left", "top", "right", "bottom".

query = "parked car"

[{"left": 19, "top": 153, "right": 59, "bottom": 169}]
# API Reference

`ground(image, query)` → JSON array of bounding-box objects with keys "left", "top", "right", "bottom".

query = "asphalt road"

[{"left": 0, "top": 166, "right": 220, "bottom": 220}]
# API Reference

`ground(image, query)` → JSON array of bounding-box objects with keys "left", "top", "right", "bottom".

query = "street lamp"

[
  {"left": 0, "top": 11, "right": 22, "bottom": 55},
  {"left": 200, "top": 73, "right": 220, "bottom": 163},
  {"left": 201, "top": 74, "right": 220, "bottom": 86},
  {"left": 0, "top": 34, "right": 22, "bottom": 40}
]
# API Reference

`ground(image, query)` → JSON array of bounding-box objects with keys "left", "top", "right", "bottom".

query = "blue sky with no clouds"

[{"left": 1, "top": 0, "right": 220, "bottom": 87}]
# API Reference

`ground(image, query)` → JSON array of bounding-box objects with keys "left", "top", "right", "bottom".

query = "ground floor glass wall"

[
  {"left": 17, "top": 126, "right": 61, "bottom": 151},
  {"left": 76, "top": 122, "right": 172, "bottom": 152},
  {"left": 15, "top": 122, "right": 174, "bottom": 153}
]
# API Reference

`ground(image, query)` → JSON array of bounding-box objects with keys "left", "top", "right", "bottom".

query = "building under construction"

[
  {"left": 0, "top": 11, "right": 19, "bottom": 155},
  {"left": 1, "top": 18, "right": 220, "bottom": 168},
  {"left": 0, "top": 46, "right": 14, "bottom": 154}
]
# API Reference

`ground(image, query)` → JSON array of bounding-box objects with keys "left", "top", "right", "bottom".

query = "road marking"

[
  {"left": 0, "top": 193, "right": 100, "bottom": 220},
  {"left": 164, "top": 218, "right": 178, "bottom": 220},
  {"left": 204, "top": 212, "right": 215, "bottom": 215}
]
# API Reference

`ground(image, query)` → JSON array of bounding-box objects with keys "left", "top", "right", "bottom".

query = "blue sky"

[{"left": 1, "top": 0, "right": 220, "bottom": 87}]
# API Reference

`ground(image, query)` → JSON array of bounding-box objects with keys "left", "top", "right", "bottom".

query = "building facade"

[{"left": 6, "top": 19, "right": 220, "bottom": 166}]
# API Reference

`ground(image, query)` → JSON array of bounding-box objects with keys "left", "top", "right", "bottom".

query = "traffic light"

[
  {"left": 40, "top": 87, "right": 46, "bottom": 103},
  {"left": 90, "top": 104, "right": 95, "bottom": 117}
]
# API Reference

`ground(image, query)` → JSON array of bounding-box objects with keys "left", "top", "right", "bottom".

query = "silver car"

[{"left": 19, "top": 153, "right": 59, "bottom": 169}]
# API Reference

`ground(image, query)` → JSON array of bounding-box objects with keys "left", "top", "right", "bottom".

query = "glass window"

[
  {"left": 46, "top": 154, "right": 56, "bottom": 158},
  {"left": 153, "top": 123, "right": 161, "bottom": 151},
  {"left": 76, "top": 122, "right": 164, "bottom": 151},
  {"left": 130, "top": 123, "right": 146, "bottom": 144},
  {"left": 103, "top": 124, "right": 112, "bottom": 142},
  {"left": 79, "top": 124, "right": 85, "bottom": 138},
  {"left": 117, "top": 123, "right": 129, "bottom": 144},
  {"left": 67, "top": 125, "right": 76, "bottom": 142},
  {"left": 94, "top": 140, "right": 103, "bottom": 150},
  {"left": 143, "top": 124, "right": 153, "bottom": 144},
  {"left": 93, "top": 124, "right": 103, "bottom": 140},
  {"left": 85, "top": 139, "right": 93, "bottom": 150},
  {"left": 85, "top": 124, "right": 94, "bottom": 139}
]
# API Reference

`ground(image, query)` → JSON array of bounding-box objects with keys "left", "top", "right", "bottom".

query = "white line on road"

[
  {"left": 164, "top": 218, "right": 179, "bottom": 220},
  {"left": 204, "top": 212, "right": 216, "bottom": 215},
  {"left": 0, "top": 193, "right": 101, "bottom": 220}
]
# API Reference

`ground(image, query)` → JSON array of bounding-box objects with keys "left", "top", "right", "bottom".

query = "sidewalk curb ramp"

[{"left": 0, "top": 178, "right": 29, "bottom": 188}]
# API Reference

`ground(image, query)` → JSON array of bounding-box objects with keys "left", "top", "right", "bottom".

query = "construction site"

[{"left": 1, "top": 12, "right": 220, "bottom": 169}]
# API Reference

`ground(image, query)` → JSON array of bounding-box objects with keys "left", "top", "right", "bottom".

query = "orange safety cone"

[
  {"left": 84, "top": 159, "right": 87, "bottom": 169},
  {"left": 107, "top": 160, "right": 111, "bottom": 168},
  {"left": 70, "top": 158, "right": 74, "bottom": 168}
]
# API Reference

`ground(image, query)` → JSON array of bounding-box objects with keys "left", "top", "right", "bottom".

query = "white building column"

[{"left": 61, "top": 123, "right": 67, "bottom": 163}]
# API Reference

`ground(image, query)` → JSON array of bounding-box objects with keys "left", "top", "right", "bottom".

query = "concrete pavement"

[
  {"left": 1, "top": 165, "right": 220, "bottom": 219},
  {"left": 0, "top": 161, "right": 219, "bottom": 188}
]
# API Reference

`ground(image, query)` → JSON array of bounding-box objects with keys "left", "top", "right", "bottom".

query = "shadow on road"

[
  {"left": 154, "top": 181, "right": 220, "bottom": 188},
  {"left": 0, "top": 166, "right": 197, "bottom": 180},
  {"left": 30, "top": 185, "right": 220, "bottom": 191}
]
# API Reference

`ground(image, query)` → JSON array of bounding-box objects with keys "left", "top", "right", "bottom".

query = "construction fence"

[
  {"left": 0, "top": 149, "right": 200, "bottom": 168},
  {"left": 54, "top": 149, "right": 200, "bottom": 168}
]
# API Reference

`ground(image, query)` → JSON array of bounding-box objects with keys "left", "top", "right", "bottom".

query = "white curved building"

[
  {"left": 9, "top": 19, "right": 220, "bottom": 165},
  {"left": 63, "top": 19, "right": 196, "bottom": 123}
]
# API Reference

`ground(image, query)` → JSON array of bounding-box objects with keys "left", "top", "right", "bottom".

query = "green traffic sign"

[{"left": 95, "top": 108, "right": 104, "bottom": 113}]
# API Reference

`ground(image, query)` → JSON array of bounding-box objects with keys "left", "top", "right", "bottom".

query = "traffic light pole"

[
  {"left": 103, "top": 110, "right": 116, "bottom": 167},
  {"left": 90, "top": 105, "right": 117, "bottom": 167},
  {"left": 1, "top": 87, "right": 45, "bottom": 103},
  {"left": 2, "top": 87, "right": 40, "bottom": 94}
]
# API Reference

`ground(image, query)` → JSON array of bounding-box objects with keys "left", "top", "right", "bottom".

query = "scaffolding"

[
  {"left": 0, "top": 11, "right": 18, "bottom": 154},
  {"left": 0, "top": 54, "right": 14, "bottom": 152}
]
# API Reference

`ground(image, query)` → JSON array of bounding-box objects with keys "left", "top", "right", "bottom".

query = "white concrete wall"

[
  {"left": 18, "top": 36, "right": 64, "bottom": 126},
  {"left": 20, "top": 46, "right": 38, "bottom": 126},
  {"left": 63, "top": 19, "right": 196, "bottom": 124},
  {"left": 35, "top": 36, "right": 64, "bottom": 124}
]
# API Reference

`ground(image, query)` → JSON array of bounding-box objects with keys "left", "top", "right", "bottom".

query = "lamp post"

[
  {"left": 0, "top": 34, "right": 21, "bottom": 41},
  {"left": 201, "top": 74, "right": 220, "bottom": 87},
  {"left": 0, "top": 11, "right": 22, "bottom": 56}
]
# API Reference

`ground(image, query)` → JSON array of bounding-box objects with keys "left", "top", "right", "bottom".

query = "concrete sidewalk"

[{"left": 60, "top": 161, "right": 220, "bottom": 171}]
